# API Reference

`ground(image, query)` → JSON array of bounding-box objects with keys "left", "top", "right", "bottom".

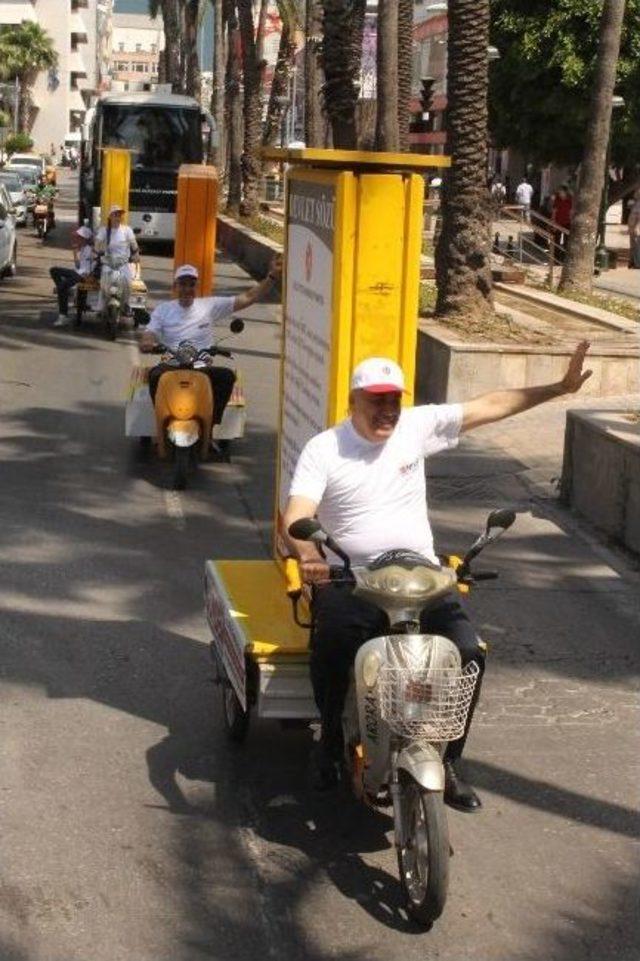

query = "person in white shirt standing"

[
  {"left": 50, "top": 225, "right": 95, "bottom": 327},
  {"left": 140, "top": 260, "right": 281, "bottom": 424},
  {"left": 515, "top": 177, "right": 535, "bottom": 221},
  {"left": 284, "top": 345, "right": 592, "bottom": 805},
  {"left": 95, "top": 204, "right": 140, "bottom": 315}
]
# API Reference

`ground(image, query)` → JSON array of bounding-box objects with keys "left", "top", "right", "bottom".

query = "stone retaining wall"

[{"left": 560, "top": 410, "right": 640, "bottom": 556}]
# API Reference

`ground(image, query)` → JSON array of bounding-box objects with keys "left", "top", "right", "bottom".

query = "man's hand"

[
  {"left": 299, "top": 558, "right": 331, "bottom": 585},
  {"left": 560, "top": 340, "right": 592, "bottom": 394}
]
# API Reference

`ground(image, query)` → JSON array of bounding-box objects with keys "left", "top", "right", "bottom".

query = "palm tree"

[
  {"left": 237, "top": 0, "right": 268, "bottom": 216},
  {"left": 559, "top": 0, "right": 626, "bottom": 294},
  {"left": 374, "top": 0, "right": 399, "bottom": 150},
  {"left": 435, "top": 0, "right": 494, "bottom": 320},
  {"left": 224, "top": 0, "right": 242, "bottom": 212},
  {"left": 211, "top": 0, "right": 225, "bottom": 166},
  {"left": 397, "top": 0, "right": 413, "bottom": 151},
  {"left": 321, "top": 0, "right": 365, "bottom": 149},
  {"left": 263, "top": 2, "right": 299, "bottom": 147},
  {"left": 0, "top": 21, "right": 57, "bottom": 132},
  {"left": 148, "top": 0, "right": 182, "bottom": 91},
  {"left": 305, "top": 0, "right": 324, "bottom": 147}
]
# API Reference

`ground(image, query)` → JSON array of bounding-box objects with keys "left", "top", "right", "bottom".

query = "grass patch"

[
  {"left": 529, "top": 278, "right": 638, "bottom": 322},
  {"left": 419, "top": 282, "right": 437, "bottom": 313},
  {"left": 240, "top": 214, "right": 284, "bottom": 247}
]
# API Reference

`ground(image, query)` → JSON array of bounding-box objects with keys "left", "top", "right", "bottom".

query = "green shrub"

[
  {"left": 6, "top": 133, "right": 34, "bottom": 155},
  {"left": 0, "top": 110, "right": 11, "bottom": 130}
]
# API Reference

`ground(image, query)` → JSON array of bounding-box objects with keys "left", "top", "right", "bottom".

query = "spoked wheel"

[
  {"left": 173, "top": 446, "right": 190, "bottom": 490},
  {"left": 220, "top": 681, "right": 250, "bottom": 743},
  {"left": 396, "top": 775, "right": 449, "bottom": 927}
]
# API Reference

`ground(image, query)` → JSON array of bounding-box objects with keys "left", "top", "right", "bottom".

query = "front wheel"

[
  {"left": 105, "top": 304, "right": 118, "bottom": 341},
  {"left": 36, "top": 219, "right": 44, "bottom": 239},
  {"left": 396, "top": 776, "right": 449, "bottom": 927},
  {"left": 173, "top": 446, "right": 190, "bottom": 490}
]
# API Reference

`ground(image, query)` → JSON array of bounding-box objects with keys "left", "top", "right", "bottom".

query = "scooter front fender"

[{"left": 396, "top": 741, "right": 444, "bottom": 792}]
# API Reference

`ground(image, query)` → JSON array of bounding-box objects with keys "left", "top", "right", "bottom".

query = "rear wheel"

[
  {"left": 220, "top": 682, "right": 250, "bottom": 743},
  {"left": 1, "top": 243, "right": 16, "bottom": 278},
  {"left": 173, "top": 446, "right": 190, "bottom": 490},
  {"left": 396, "top": 776, "right": 449, "bottom": 927}
]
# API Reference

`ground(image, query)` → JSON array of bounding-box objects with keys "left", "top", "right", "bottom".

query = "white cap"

[
  {"left": 174, "top": 263, "right": 199, "bottom": 282},
  {"left": 350, "top": 357, "right": 406, "bottom": 394},
  {"left": 108, "top": 203, "right": 125, "bottom": 215},
  {"left": 76, "top": 225, "right": 92, "bottom": 239}
]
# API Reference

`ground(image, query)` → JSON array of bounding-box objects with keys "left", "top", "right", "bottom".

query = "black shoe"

[
  {"left": 309, "top": 744, "right": 340, "bottom": 791},
  {"left": 444, "top": 760, "right": 482, "bottom": 813}
]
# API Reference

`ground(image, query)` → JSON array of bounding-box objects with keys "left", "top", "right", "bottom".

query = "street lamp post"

[{"left": 595, "top": 94, "right": 625, "bottom": 268}]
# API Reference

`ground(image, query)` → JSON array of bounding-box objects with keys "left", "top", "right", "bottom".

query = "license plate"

[{"left": 142, "top": 227, "right": 158, "bottom": 236}]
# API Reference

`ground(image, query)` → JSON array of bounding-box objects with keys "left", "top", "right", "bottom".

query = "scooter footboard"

[{"left": 396, "top": 741, "right": 444, "bottom": 792}]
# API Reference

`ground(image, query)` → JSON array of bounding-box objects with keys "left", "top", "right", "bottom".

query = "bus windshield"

[{"left": 101, "top": 104, "right": 202, "bottom": 168}]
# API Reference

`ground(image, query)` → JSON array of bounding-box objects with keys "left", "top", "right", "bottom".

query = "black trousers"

[
  {"left": 50, "top": 267, "right": 82, "bottom": 315},
  {"left": 147, "top": 364, "right": 235, "bottom": 425},
  {"left": 310, "top": 583, "right": 485, "bottom": 763}
]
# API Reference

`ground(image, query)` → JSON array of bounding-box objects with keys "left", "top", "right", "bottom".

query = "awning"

[
  {"left": 68, "top": 88, "right": 87, "bottom": 111},
  {"left": 70, "top": 11, "right": 89, "bottom": 37},
  {"left": 69, "top": 49, "right": 88, "bottom": 76}
]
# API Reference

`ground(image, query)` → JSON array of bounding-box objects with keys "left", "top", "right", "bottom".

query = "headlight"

[{"left": 362, "top": 651, "right": 382, "bottom": 688}]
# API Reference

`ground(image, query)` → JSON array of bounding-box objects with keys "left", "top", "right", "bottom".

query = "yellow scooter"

[{"left": 149, "top": 319, "right": 245, "bottom": 489}]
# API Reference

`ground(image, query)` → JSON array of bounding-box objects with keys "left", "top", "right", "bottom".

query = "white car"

[
  {"left": 8, "top": 153, "right": 46, "bottom": 177},
  {"left": 0, "top": 171, "right": 28, "bottom": 225},
  {"left": 0, "top": 182, "right": 17, "bottom": 279}
]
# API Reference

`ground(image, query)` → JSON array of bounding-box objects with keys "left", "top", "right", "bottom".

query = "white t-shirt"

[
  {"left": 76, "top": 243, "right": 94, "bottom": 276},
  {"left": 95, "top": 224, "right": 138, "bottom": 260},
  {"left": 515, "top": 182, "right": 534, "bottom": 205},
  {"left": 289, "top": 404, "right": 463, "bottom": 566},
  {"left": 146, "top": 296, "right": 236, "bottom": 350}
]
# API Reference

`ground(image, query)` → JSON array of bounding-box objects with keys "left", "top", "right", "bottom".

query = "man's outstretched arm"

[
  {"left": 233, "top": 256, "right": 282, "bottom": 312},
  {"left": 461, "top": 340, "right": 592, "bottom": 433}
]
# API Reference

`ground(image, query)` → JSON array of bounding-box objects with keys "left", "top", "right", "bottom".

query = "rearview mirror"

[
  {"left": 230, "top": 318, "right": 244, "bottom": 334},
  {"left": 486, "top": 509, "right": 516, "bottom": 533}
]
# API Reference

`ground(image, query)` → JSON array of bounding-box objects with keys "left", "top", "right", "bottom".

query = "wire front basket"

[{"left": 378, "top": 661, "right": 480, "bottom": 742}]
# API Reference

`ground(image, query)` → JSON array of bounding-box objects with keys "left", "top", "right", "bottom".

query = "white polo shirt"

[
  {"left": 289, "top": 404, "right": 463, "bottom": 566},
  {"left": 95, "top": 224, "right": 138, "bottom": 260},
  {"left": 146, "top": 296, "right": 236, "bottom": 350}
]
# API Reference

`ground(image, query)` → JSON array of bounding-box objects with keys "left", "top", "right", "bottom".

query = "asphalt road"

[{"left": 1, "top": 170, "right": 639, "bottom": 961}]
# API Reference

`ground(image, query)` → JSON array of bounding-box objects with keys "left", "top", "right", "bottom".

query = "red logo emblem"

[{"left": 305, "top": 241, "right": 313, "bottom": 283}]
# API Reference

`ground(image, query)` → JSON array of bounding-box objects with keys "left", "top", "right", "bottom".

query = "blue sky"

[{"left": 113, "top": 0, "right": 214, "bottom": 68}]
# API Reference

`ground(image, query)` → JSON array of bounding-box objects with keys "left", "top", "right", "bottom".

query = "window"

[
  {"left": 151, "top": 44, "right": 157, "bottom": 54},
  {"left": 135, "top": 44, "right": 142, "bottom": 52},
  {"left": 118, "top": 42, "right": 124, "bottom": 51},
  {"left": 135, "top": 63, "right": 145, "bottom": 72}
]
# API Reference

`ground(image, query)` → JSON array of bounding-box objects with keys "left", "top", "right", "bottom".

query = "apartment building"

[
  {"left": 110, "top": 11, "right": 164, "bottom": 91},
  {"left": 0, "top": 0, "right": 113, "bottom": 152}
]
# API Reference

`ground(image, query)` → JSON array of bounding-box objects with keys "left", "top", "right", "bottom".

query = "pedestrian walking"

[
  {"left": 627, "top": 191, "right": 640, "bottom": 269},
  {"left": 50, "top": 226, "right": 95, "bottom": 327},
  {"left": 552, "top": 185, "right": 573, "bottom": 261},
  {"left": 515, "top": 177, "right": 534, "bottom": 222}
]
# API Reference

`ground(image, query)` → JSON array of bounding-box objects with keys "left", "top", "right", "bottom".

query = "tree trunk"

[
  {"left": 375, "top": 0, "right": 399, "bottom": 151},
  {"left": 305, "top": 0, "right": 324, "bottom": 147},
  {"left": 161, "top": 0, "right": 182, "bottom": 92},
  {"left": 183, "top": 0, "right": 201, "bottom": 100},
  {"left": 397, "top": 0, "right": 412, "bottom": 152},
  {"left": 211, "top": 0, "right": 225, "bottom": 167},
  {"left": 321, "top": 0, "right": 365, "bottom": 149},
  {"left": 237, "top": 0, "right": 267, "bottom": 217},
  {"left": 559, "top": 0, "right": 626, "bottom": 294},
  {"left": 225, "top": 3, "right": 242, "bottom": 214},
  {"left": 435, "top": 0, "right": 493, "bottom": 320},
  {"left": 263, "top": 18, "right": 295, "bottom": 147}
]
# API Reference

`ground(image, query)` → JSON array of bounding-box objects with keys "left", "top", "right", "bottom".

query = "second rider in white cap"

[{"left": 140, "top": 257, "right": 281, "bottom": 423}]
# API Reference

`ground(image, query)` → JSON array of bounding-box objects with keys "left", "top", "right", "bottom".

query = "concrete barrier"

[
  {"left": 217, "top": 214, "right": 281, "bottom": 279},
  {"left": 416, "top": 321, "right": 639, "bottom": 403},
  {"left": 560, "top": 409, "right": 640, "bottom": 556}
]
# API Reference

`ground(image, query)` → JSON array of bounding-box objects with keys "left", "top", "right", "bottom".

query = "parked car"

[
  {"left": 4, "top": 166, "right": 39, "bottom": 212},
  {"left": 0, "top": 171, "right": 28, "bottom": 225},
  {"left": 0, "top": 182, "right": 18, "bottom": 279},
  {"left": 8, "top": 153, "right": 46, "bottom": 178}
]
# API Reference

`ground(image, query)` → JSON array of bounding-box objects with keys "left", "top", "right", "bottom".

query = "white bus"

[{"left": 79, "top": 91, "right": 216, "bottom": 243}]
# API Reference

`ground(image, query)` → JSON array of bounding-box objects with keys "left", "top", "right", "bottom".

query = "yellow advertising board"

[
  {"left": 274, "top": 148, "right": 450, "bottom": 555},
  {"left": 100, "top": 148, "right": 131, "bottom": 226}
]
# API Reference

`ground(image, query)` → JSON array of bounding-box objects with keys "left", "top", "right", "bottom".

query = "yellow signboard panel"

[
  {"left": 100, "top": 148, "right": 131, "bottom": 226},
  {"left": 275, "top": 160, "right": 428, "bottom": 554}
]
